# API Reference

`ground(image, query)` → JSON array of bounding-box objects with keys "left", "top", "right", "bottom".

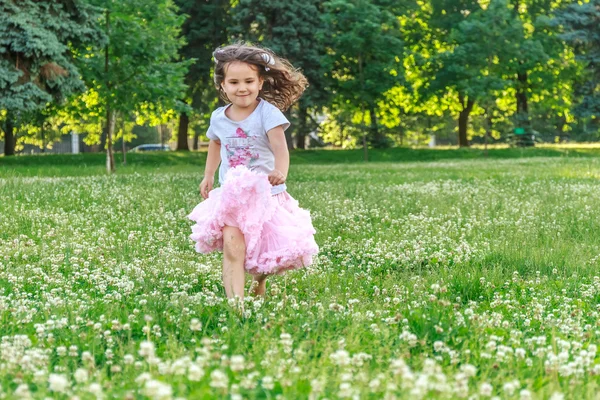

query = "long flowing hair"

[{"left": 212, "top": 43, "right": 308, "bottom": 111}]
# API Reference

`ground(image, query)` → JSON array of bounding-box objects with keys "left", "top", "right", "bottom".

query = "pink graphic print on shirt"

[{"left": 225, "top": 128, "right": 259, "bottom": 168}]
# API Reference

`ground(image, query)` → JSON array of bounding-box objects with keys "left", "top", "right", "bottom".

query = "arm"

[
  {"left": 267, "top": 126, "right": 289, "bottom": 185},
  {"left": 204, "top": 139, "right": 221, "bottom": 177},
  {"left": 199, "top": 139, "right": 221, "bottom": 198}
]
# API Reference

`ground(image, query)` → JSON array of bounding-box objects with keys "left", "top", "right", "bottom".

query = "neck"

[{"left": 227, "top": 98, "right": 260, "bottom": 119}]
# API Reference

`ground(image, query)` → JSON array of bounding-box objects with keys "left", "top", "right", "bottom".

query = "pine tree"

[
  {"left": 555, "top": 0, "right": 600, "bottom": 123},
  {"left": 0, "top": 0, "right": 105, "bottom": 156}
]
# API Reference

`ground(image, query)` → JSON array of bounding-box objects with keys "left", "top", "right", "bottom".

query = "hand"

[
  {"left": 199, "top": 176, "right": 214, "bottom": 199},
  {"left": 268, "top": 169, "right": 286, "bottom": 186}
]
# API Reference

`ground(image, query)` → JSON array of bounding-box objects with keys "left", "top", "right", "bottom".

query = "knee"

[{"left": 223, "top": 228, "right": 245, "bottom": 261}]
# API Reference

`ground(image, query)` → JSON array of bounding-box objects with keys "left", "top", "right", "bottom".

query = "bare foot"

[{"left": 251, "top": 274, "right": 268, "bottom": 297}]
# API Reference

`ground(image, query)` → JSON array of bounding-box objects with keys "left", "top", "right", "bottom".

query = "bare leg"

[
  {"left": 251, "top": 274, "right": 268, "bottom": 297},
  {"left": 222, "top": 226, "right": 246, "bottom": 310}
]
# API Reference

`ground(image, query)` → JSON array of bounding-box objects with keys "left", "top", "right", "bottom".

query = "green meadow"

[{"left": 1, "top": 148, "right": 599, "bottom": 399}]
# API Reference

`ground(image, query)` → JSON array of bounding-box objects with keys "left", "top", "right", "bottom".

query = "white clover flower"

[
  {"left": 124, "top": 354, "right": 134, "bottom": 365},
  {"left": 87, "top": 382, "right": 103, "bottom": 397},
  {"left": 261, "top": 375, "right": 275, "bottom": 390},
  {"left": 135, "top": 372, "right": 152, "bottom": 384},
  {"left": 330, "top": 349, "right": 351, "bottom": 366},
  {"left": 503, "top": 382, "right": 516, "bottom": 396},
  {"left": 310, "top": 379, "right": 323, "bottom": 394},
  {"left": 369, "top": 378, "right": 381, "bottom": 392},
  {"left": 14, "top": 384, "right": 32, "bottom": 399},
  {"left": 74, "top": 368, "right": 89, "bottom": 383},
  {"left": 461, "top": 364, "right": 477, "bottom": 377},
  {"left": 230, "top": 355, "right": 245, "bottom": 372},
  {"left": 139, "top": 341, "right": 155, "bottom": 358},
  {"left": 56, "top": 346, "right": 67, "bottom": 356},
  {"left": 338, "top": 382, "right": 353, "bottom": 398},
  {"left": 190, "top": 318, "right": 202, "bottom": 331},
  {"left": 209, "top": 369, "right": 228, "bottom": 389},
  {"left": 520, "top": 389, "right": 532, "bottom": 400},
  {"left": 143, "top": 379, "right": 173, "bottom": 400},
  {"left": 479, "top": 382, "right": 493, "bottom": 397},
  {"left": 48, "top": 373, "right": 70, "bottom": 393},
  {"left": 188, "top": 364, "right": 204, "bottom": 381}
]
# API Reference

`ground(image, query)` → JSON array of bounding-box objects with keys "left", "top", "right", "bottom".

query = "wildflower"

[{"left": 48, "top": 373, "right": 69, "bottom": 393}]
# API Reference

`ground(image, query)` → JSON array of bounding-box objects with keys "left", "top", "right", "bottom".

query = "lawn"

[{"left": 0, "top": 149, "right": 599, "bottom": 399}]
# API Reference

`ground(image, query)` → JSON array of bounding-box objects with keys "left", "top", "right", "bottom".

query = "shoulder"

[
  {"left": 259, "top": 99, "right": 287, "bottom": 121},
  {"left": 210, "top": 105, "right": 228, "bottom": 121},
  {"left": 260, "top": 98, "right": 282, "bottom": 114},
  {"left": 258, "top": 98, "right": 290, "bottom": 132}
]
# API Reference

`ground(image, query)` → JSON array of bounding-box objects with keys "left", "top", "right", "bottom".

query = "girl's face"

[{"left": 221, "top": 61, "right": 264, "bottom": 109}]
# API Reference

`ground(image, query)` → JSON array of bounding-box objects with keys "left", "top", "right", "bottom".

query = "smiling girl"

[{"left": 187, "top": 43, "right": 319, "bottom": 311}]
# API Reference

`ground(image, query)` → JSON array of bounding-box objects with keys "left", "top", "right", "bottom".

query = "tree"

[
  {"left": 232, "top": 0, "right": 331, "bottom": 149},
  {"left": 71, "top": 0, "right": 190, "bottom": 172},
  {"left": 0, "top": 0, "right": 105, "bottom": 156},
  {"left": 418, "top": 0, "right": 523, "bottom": 146},
  {"left": 322, "top": 0, "right": 405, "bottom": 152},
  {"left": 554, "top": 0, "right": 600, "bottom": 128},
  {"left": 174, "top": 0, "right": 231, "bottom": 151}
]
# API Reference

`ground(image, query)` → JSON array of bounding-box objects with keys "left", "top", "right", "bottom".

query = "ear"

[{"left": 259, "top": 76, "right": 264, "bottom": 90}]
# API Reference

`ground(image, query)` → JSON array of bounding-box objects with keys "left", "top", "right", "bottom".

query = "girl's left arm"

[{"left": 267, "top": 126, "right": 289, "bottom": 185}]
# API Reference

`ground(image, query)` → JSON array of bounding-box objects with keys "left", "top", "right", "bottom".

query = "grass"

[{"left": 1, "top": 148, "right": 599, "bottom": 398}]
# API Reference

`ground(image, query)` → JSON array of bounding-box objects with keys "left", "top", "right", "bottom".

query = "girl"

[{"left": 188, "top": 43, "right": 319, "bottom": 308}]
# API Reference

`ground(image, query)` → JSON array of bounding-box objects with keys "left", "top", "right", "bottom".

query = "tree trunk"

[
  {"left": 458, "top": 94, "right": 474, "bottom": 148},
  {"left": 3, "top": 114, "right": 15, "bottom": 156},
  {"left": 399, "top": 126, "right": 404, "bottom": 146},
  {"left": 368, "top": 105, "right": 383, "bottom": 146},
  {"left": 516, "top": 68, "right": 529, "bottom": 128},
  {"left": 41, "top": 122, "right": 46, "bottom": 153},
  {"left": 295, "top": 106, "right": 307, "bottom": 149},
  {"left": 121, "top": 118, "right": 127, "bottom": 166},
  {"left": 193, "top": 130, "right": 199, "bottom": 150},
  {"left": 100, "top": 126, "right": 107, "bottom": 150},
  {"left": 103, "top": 9, "right": 110, "bottom": 154},
  {"left": 485, "top": 111, "right": 492, "bottom": 157},
  {"left": 192, "top": 131, "right": 200, "bottom": 150},
  {"left": 122, "top": 136, "right": 127, "bottom": 165},
  {"left": 361, "top": 104, "right": 368, "bottom": 162},
  {"left": 106, "top": 108, "right": 116, "bottom": 173},
  {"left": 177, "top": 112, "right": 190, "bottom": 151},
  {"left": 283, "top": 110, "right": 294, "bottom": 150}
]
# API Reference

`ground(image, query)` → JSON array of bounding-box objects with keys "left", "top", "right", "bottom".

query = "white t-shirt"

[{"left": 206, "top": 98, "right": 290, "bottom": 195}]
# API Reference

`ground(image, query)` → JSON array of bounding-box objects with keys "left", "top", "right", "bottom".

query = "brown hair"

[{"left": 212, "top": 43, "right": 308, "bottom": 112}]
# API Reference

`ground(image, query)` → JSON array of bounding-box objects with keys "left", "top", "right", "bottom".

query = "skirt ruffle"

[{"left": 188, "top": 166, "right": 319, "bottom": 275}]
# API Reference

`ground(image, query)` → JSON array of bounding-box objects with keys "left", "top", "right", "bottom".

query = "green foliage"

[
  {"left": 174, "top": 0, "right": 230, "bottom": 112},
  {"left": 231, "top": 0, "right": 331, "bottom": 148},
  {"left": 61, "top": 0, "right": 191, "bottom": 145},
  {"left": 554, "top": 0, "right": 600, "bottom": 121},
  {"left": 322, "top": 0, "right": 405, "bottom": 148},
  {"left": 0, "top": 0, "right": 105, "bottom": 113}
]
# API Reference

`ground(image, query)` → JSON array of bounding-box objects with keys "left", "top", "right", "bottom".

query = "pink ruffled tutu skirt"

[{"left": 188, "top": 166, "right": 319, "bottom": 275}]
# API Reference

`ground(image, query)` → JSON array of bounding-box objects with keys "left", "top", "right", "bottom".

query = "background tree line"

[{"left": 0, "top": 0, "right": 598, "bottom": 166}]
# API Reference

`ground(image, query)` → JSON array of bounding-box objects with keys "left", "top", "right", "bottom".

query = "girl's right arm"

[{"left": 199, "top": 139, "right": 221, "bottom": 199}]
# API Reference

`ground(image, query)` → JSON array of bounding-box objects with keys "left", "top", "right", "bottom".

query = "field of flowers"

[{"left": 1, "top": 153, "right": 600, "bottom": 399}]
